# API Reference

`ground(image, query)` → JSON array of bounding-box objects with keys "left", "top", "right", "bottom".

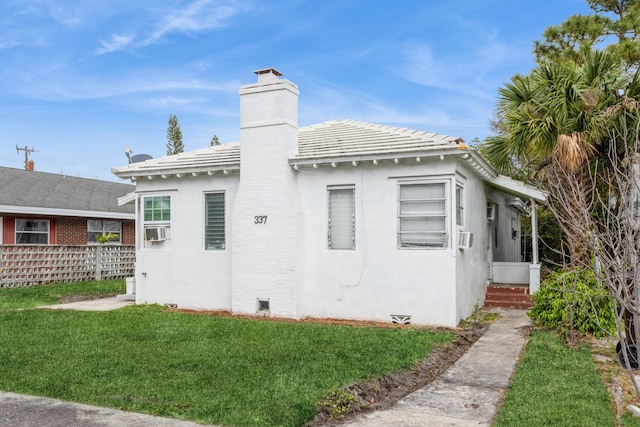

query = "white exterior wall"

[
  {"left": 133, "top": 174, "right": 238, "bottom": 310},
  {"left": 454, "top": 163, "right": 490, "bottom": 321},
  {"left": 298, "top": 158, "right": 460, "bottom": 327}
]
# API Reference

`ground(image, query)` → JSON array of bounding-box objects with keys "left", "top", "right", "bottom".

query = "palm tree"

[{"left": 484, "top": 50, "right": 630, "bottom": 265}]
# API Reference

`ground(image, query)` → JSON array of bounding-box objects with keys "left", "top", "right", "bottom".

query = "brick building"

[{"left": 0, "top": 167, "right": 135, "bottom": 246}]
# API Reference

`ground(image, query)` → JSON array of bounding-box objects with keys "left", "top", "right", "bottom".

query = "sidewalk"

[
  {"left": 39, "top": 296, "right": 134, "bottom": 311},
  {"left": 0, "top": 391, "right": 219, "bottom": 427},
  {"left": 339, "top": 308, "right": 531, "bottom": 427}
]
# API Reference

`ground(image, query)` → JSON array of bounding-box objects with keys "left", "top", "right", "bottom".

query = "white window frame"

[
  {"left": 0, "top": 217, "right": 3, "bottom": 244},
  {"left": 87, "top": 220, "right": 122, "bottom": 245},
  {"left": 328, "top": 185, "right": 356, "bottom": 250},
  {"left": 143, "top": 195, "right": 171, "bottom": 224},
  {"left": 15, "top": 219, "right": 50, "bottom": 245},
  {"left": 397, "top": 180, "right": 449, "bottom": 249},
  {"left": 141, "top": 194, "right": 172, "bottom": 245},
  {"left": 456, "top": 185, "right": 464, "bottom": 227},
  {"left": 204, "top": 192, "right": 225, "bottom": 250}
]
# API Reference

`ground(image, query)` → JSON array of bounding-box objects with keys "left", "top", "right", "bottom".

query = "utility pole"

[{"left": 16, "top": 145, "right": 36, "bottom": 170}]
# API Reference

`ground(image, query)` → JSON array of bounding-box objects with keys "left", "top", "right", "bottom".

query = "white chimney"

[{"left": 231, "top": 69, "right": 305, "bottom": 319}]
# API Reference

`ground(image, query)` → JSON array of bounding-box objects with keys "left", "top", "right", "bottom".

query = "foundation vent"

[
  {"left": 391, "top": 314, "right": 411, "bottom": 324},
  {"left": 257, "top": 298, "right": 270, "bottom": 314}
]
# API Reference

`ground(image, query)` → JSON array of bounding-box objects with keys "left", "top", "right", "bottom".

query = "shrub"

[{"left": 529, "top": 269, "right": 616, "bottom": 338}]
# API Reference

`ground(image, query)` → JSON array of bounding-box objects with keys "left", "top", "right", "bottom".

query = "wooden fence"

[{"left": 0, "top": 245, "right": 135, "bottom": 288}]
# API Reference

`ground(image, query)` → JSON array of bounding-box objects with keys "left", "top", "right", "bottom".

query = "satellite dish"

[{"left": 130, "top": 154, "right": 153, "bottom": 163}]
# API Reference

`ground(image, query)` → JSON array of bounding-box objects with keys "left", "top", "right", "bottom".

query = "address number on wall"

[{"left": 254, "top": 215, "right": 268, "bottom": 224}]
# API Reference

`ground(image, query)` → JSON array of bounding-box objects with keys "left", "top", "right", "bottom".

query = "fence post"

[{"left": 95, "top": 245, "right": 102, "bottom": 281}]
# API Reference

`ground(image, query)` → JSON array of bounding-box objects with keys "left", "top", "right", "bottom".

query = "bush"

[{"left": 529, "top": 269, "right": 616, "bottom": 338}]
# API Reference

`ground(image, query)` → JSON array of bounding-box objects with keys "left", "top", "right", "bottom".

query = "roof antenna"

[
  {"left": 124, "top": 147, "right": 133, "bottom": 164},
  {"left": 16, "top": 145, "right": 37, "bottom": 171}
]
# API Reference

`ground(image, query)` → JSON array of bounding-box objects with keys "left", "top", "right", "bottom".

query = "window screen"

[
  {"left": 398, "top": 183, "right": 447, "bottom": 248},
  {"left": 328, "top": 186, "right": 355, "bottom": 250},
  {"left": 205, "top": 192, "right": 225, "bottom": 250}
]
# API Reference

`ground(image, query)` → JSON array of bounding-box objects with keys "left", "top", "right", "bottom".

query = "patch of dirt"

[
  {"left": 306, "top": 321, "right": 489, "bottom": 426},
  {"left": 588, "top": 334, "right": 640, "bottom": 420}
]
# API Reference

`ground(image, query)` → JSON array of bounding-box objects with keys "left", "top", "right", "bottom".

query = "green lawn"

[
  {"left": 0, "top": 279, "right": 125, "bottom": 310},
  {"left": 495, "top": 331, "right": 617, "bottom": 427},
  {"left": 0, "top": 286, "right": 453, "bottom": 427}
]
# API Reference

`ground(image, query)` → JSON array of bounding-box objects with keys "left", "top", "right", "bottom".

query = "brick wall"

[{"left": 1, "top": 214, "right": 135, "bottom": 245}]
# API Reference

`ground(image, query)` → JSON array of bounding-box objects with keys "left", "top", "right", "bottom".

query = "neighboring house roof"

[
  {"left": 111, "top": 119, "right": 546, "bottom": 203},
  {"left": 0, "top": 166, "right": 135, "bottom": 219}
]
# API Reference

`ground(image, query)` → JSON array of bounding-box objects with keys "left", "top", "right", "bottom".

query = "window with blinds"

[
  {"left": 328, "top": 186, "right": 355, "bottom": 250},
  {"left": 205, "top": 192, "right": 225, "bottom": 250},
  {"left": 398, "top": 182, "right": 448, "bottom": 248}
]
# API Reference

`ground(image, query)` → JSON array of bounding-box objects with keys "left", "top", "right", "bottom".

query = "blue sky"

[{"left": 0, "top": 0, "right": 592, "bottom": 181}]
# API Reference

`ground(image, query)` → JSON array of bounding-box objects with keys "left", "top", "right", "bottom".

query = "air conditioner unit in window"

[
  {"left": 458, "top": 231, "right": 473, "bottom": 249},
  {"left": 487, "top": 204, "right": 496, "bottom": 221},
  {"left": 145, "top": 226, "right": 166, "bottom": 242}
]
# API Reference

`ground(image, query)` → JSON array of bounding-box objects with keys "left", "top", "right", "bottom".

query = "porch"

[{"left": 484, "top": 262, "right": 540, "bottom": 309}]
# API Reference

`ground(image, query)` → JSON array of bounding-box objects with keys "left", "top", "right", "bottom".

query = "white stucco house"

[{"left": 112, "top": 68, "right": 545, "bottom": 327}]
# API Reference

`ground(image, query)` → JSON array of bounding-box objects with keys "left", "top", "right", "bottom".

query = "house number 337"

[{"left": 254, "top": 215, "right": 268, "bottom": 224}]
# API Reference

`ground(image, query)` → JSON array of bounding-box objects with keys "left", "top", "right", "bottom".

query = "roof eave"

[
  {"left": 0, "top": 205, "right": 135, "bottom": 220},
  {"left": 289, "top": 146, "right": 467, "bottom": 166},
  {"left": 112, "top": 164, "right": 240, "bottom": 179}
]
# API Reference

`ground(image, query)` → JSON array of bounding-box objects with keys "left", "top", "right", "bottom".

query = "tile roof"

[
  {"left": 112, "top": 142, "right": 241, "bottom": 178},
  {"left": 110, "top": 119, "right": 545, "bottom": 202},
  {"left": 293, "top": 120, "right": 464, "bottom": 162},
  {"left": 0, "top": 166, "right": 135, "bottom": 216},
  {"left": 112, "top": 120, "right": 464, "bottom": 177}
]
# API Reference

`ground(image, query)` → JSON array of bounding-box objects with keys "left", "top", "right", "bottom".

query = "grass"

[
  {"left": 0, "top": 289, "right": 454, "bottom": 427},
  {"left": 0, "top": 279, "right": 125, "bottom": 310},
  {"left": 495, "top": 331, "right": 616, "bottom": 427}
]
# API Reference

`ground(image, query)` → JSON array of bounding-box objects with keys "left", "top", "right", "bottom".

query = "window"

[
  {"left": 204, "top": 192, "right": 225, "bottom": 250},
  {"left": 456, "top": 185, "right": 464, "bottom": 226},
  {"left": 87, "top": 220, "right": 121, "bottom": 244},
  {"left": 15, "top": 219, "right": 49, "bottom": 244},
  {"left": 398, "top": 182, "right": 447, "bottom": 248},
  {"left": 328, "top": 186, "right": 355, "bottom": 250},
  {"left": 144, "top": 196, "right": 171, "bottom": 222}
]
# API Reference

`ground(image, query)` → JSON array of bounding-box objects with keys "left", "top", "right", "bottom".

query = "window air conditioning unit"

[
  {"left": 487, "top": 204, "right": 496, "bottom": 221},
  {"left": 458, "top": 231, "right": 473, "bottom": 249},
  {"left": 145, "top": 226, "right": 166, "bottom": 242}
]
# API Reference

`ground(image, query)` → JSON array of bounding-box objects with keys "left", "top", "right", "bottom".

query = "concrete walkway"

[
  {"left": 38, "top": 296, "right": 134, "bottom": 311},
  {"left": 339, "top": 308, "right": 531, "bottom": 427},
  {"left": 6, "top": 301, "right": 530, "bottom": 426},
  {"left": 0, "top": 391, "right": 219, "bottom": 427}
]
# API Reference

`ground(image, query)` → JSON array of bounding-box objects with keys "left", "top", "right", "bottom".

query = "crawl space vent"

[
  {"left": 391, "top": 314, "right": 411, "bottom": 324},
  {"left": 257, "top": 298, "right": 270, "bottom": 314}
]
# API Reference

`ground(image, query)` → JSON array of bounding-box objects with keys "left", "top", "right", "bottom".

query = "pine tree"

[
  {"left": 534, "top": 0, "right": 640, "bottom": 70},
  {"left": 166, "top": 114, "right": 184, "bottom": 155},
  {"left": 210, "top": 134, "right": 220, "bottom": 146}
]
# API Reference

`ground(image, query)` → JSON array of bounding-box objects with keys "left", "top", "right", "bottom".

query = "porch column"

[{"left": 529, "top": 198, "right": 541, "bottom": 294}]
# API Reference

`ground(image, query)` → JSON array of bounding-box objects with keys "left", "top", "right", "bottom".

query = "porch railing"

[{"left": 0, "top": 245, "right": 135, "bottom": 288}]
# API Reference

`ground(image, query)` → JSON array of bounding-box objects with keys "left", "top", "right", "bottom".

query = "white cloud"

[
  {"left": 95, "top": 33, "right": 134, "bottom": 55},
  {"left": 143, "top": 0, "right": 245, "bottom": 45}
]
